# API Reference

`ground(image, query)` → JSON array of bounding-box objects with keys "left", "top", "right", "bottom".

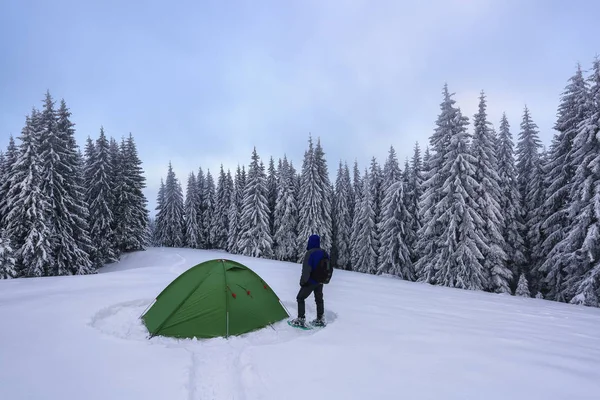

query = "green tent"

[{"left": 141, "top": 259, "right": 289, "bottom": 339}]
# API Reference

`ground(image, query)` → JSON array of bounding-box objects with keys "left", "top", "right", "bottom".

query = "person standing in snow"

[{"left": 290, "top": 234, "right": 328, "bottom": 328}]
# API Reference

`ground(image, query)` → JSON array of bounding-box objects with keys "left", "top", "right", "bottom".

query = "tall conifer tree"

[
  {"left": 237, "top": 148, "right": 273, "bottom": 258},
  {"left": 471, "top": 92, "right": 511, "bottom": 293},
  {"left": 184, "top": 172, "right": 200, "bottom": 248},
  {"left": 6, "top": 110, "right": 53, "bottom": 276},
  {"left": 297, "top": 137, "right": 332, "bottom": 259},
  {"left": 538, "top": 65, "right": 589, "bottom": 300},
  {"left": 274, "top": 156, "right": 298, "bottom": 261},
  {"left": 0, "top": 136, "right": 18, "bottom": 226},
  {"left": 85, "top": 127, "right": 117, "bottom": 267},
  {"left": 352, "top": 169, "right": 378, "bottom": 273},
  {"left": 497, "top": 113, "right": 526, "bottom": 288},
  {"left": 516, "top": 106, "right": 545, "bottom": 289},
  {"left": 416, "top": 85, "right": 455, "bottom": 283},
  {"left": 333, "top": 162, "right": 352, "bottom": 269},
  {"left": 156, "top": 162, "right": 185, "bottom": 248},
  {"left": 203, "top": 170, "right": 216, "bottom": 248},
  {"left": 562, "top": 59, "right": 600, "bottom": 305}
]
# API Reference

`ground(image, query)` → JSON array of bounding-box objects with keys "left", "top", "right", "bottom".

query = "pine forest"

[{"left": 2, "top": 59, "right": 600, "bottom": 309}]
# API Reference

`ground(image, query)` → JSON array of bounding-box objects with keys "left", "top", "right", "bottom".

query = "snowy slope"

[{"left": 1, "top": 247, "right": 600, "bottom": 400}]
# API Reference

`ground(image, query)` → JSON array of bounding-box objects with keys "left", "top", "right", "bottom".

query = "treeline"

[
  {"left": 152, "top": 58, "right": 600, "bottom": 307},
  {"left": 0, "top": 91, "right": 149, "bottom": 278},
  {"left": 2, "top": 58, "right": 599, "bottom": 308}
]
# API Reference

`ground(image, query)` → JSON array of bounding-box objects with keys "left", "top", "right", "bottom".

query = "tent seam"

[
  {"left": 223, "top": 259, "right": 230, "bottom": 338},
  {"left": 151, "top": 271, "right": 216, "bottom": 337}
]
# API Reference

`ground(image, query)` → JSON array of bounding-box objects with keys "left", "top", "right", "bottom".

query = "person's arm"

[{"left": 299, "top": 251, "right": 312, "bottom": 286}]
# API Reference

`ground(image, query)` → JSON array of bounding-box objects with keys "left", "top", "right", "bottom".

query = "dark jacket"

[{"left": 300, "top": 235, "right": 327, "bottom": 286}]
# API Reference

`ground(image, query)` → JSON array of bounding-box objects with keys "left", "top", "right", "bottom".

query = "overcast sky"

[{"left": 1, "top": 0, "right": 599, "bottom": 214}]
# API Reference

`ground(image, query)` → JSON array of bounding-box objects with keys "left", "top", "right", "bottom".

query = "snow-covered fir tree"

[
  {"left": 153, "top": 179, "right": 166, "bottom": 246},
  {"left": 83, "top": 136, "right": 95, "bottom": 191},
  {"left": 416, "top": 85, "right": 456, "bottom": 283},
  {"left": 144, "top": 216, "right": 153, "bottom": 247},
  {"left": 369, "top": 156, "right": 384, "bottom": 248},
  {"left": 115, "top": 134, "right": 149, "bottom": 252},
  {"left": 422, "top": 147, "right": 431, "bottom": 172},
  {"left": 0, "top": 151, "right": 4, "bottom": 203},
  {"left": 406, "top": 143, "right": 423, "bottom": 261},
  {"left": 516, "top": 106, "right": 545, "bottom": 290},
  {"left": 184, "top": 172, "right": 200, "bottom": 248},
  {"left": 108, "top": 137, "right": 122, "bottom": 246},
  {"left": 538, "top": 65, "right": 589, "bottom": 301},
  {"left": 377, "top": 146, "right": 413, "bottom": 278},
  {"left": 225, "top": 171, "right": 234, "bottom": 233},
  {"left": 0, "top": 151, "right": 4, "bottom": 181},
  {"left": 350, "top": 164, "right": 363, "bottom": 271},
  {"left": 1, "top": 95, "right": 150, "bottom": 275},
  {"left": 267, "top": 157, "right": 278, "bottom": 236},
  {"left": 112, "top": 138, "right": 128, "bottom": 250},
  {"left": 35, "top": 93, "right": 67, "bottom": 274},
  {"left": 351, "top": 169, "right": 378, "bottom": 274},
  {"left": 377, "top": 178, "right": 414, "bottom": 279},
  {"left": 227, "top": 166, "right": 246, "bottom": 253},
  {"left": 237, "top": 148, "right": 273, "bottom": 258},
  {"left": 561, "top": 59, "right": 600, "bottom": 306},
  {"left": 353, "top": 157, "right": 383, "bottom": 272},
  {"left": 57, "top": 100, "right": 95, "bottom": 274},
  {"left": 0, "top": 230, "right": 16, "bottom": 279},
  {"left": 296, "top": 137, "right": 333, "bottom": 259},
  {"left": 0, "top": 150, "right": 5, "bottom": 217},
  {"left": 195, "top": 168, "right": 206, "bottom": 248},
  {"left": 273, "top": 156, "right": 298, "bottom": 261},
  {"left": 147, "top": 217, "right": 157, "bottom": 246},
  {"left": 42, "top": 96, "right": 94, "bottom": 275},
  {"left": 330, "top": 177, "right": 338, "bottom": 263},
  {"left": 470, "top": 92, "right": 511, "bottom": 293},
  {"left": 402, "top": 157, "right": 415, "bottom": 254},
  {"left": 383, "top": 146, "right": 402, "bottom": 188},
  {"left": 156, "top": 162, "right": 185, "bottom": 248},
  {"left": 332, "top": 161, "right": 352, "bottom": 269},
  {"left": 85, "top": 127, "right": 118, "bottom": 267},
  {"left": 5, "top": 110, "right": 53, "bottom": 277},
  {"left": 497, "top": 113, "right": 526, "bottom": 289},
  {"left": 212, "top": 166, "right": 233, "bottom": 249},
  {"left": 202, "top": 170, "right": 216, "bottom": 248},
  {"left": 226, "top": 189, "right": 238, "bottom": 253},
  {"left": 352, "top": 159, "right": 361, "bottom": 220},
  {"left": 516, "top": 273, "right": 531, "bottom": 297},
  {"left": 294, "top": 170, "right": 301, "bottom": 206},
  {"left": 535, "top": 148, "right": 551, "bottom": 291},
  {"left": 314, "top": 139, "right": 333, "bottom": 250},
  {"left": 344, "top": 163, "right": 355, "bottom": 230},
  {"left": 330, "top": 172, "right": 339, "bottom": 268},
  {"left": 224, "top": 170, "right": 235, "bottom": 248},
  {"left": 424, "top": 86, "right": 488, "bottom": 290},
  {"left": 0, "top": 136, "right": 17, "bottom": 226}
]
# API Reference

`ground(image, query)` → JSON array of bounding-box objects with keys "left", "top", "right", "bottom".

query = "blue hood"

[{"left": 307, "top": 234, "right": 321, "bottom": 250}]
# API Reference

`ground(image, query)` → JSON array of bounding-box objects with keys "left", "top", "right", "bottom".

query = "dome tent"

[{"left": 141, "top": 259, "right": 289, "bottom": 339}]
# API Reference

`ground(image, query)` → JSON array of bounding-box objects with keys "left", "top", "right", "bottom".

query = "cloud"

[{"left": 2, "top": 0, "right": 597, "bottom": 217}]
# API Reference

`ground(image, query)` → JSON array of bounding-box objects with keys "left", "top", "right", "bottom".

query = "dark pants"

[{"left": 297, "top": 283, "right": 324, "bottom": 319}]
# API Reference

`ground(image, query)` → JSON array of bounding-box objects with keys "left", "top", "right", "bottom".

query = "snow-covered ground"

[{"left": 1, "top": 247, "right": 600, "bottom": 400}]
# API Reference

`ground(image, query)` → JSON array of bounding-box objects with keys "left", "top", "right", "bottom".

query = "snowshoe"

[
  {"left": 309, "top": 318, "right": 326, "bottom": 328},
  {"left": 287, "top": 317, "right": 311, "bottom": 330}
]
